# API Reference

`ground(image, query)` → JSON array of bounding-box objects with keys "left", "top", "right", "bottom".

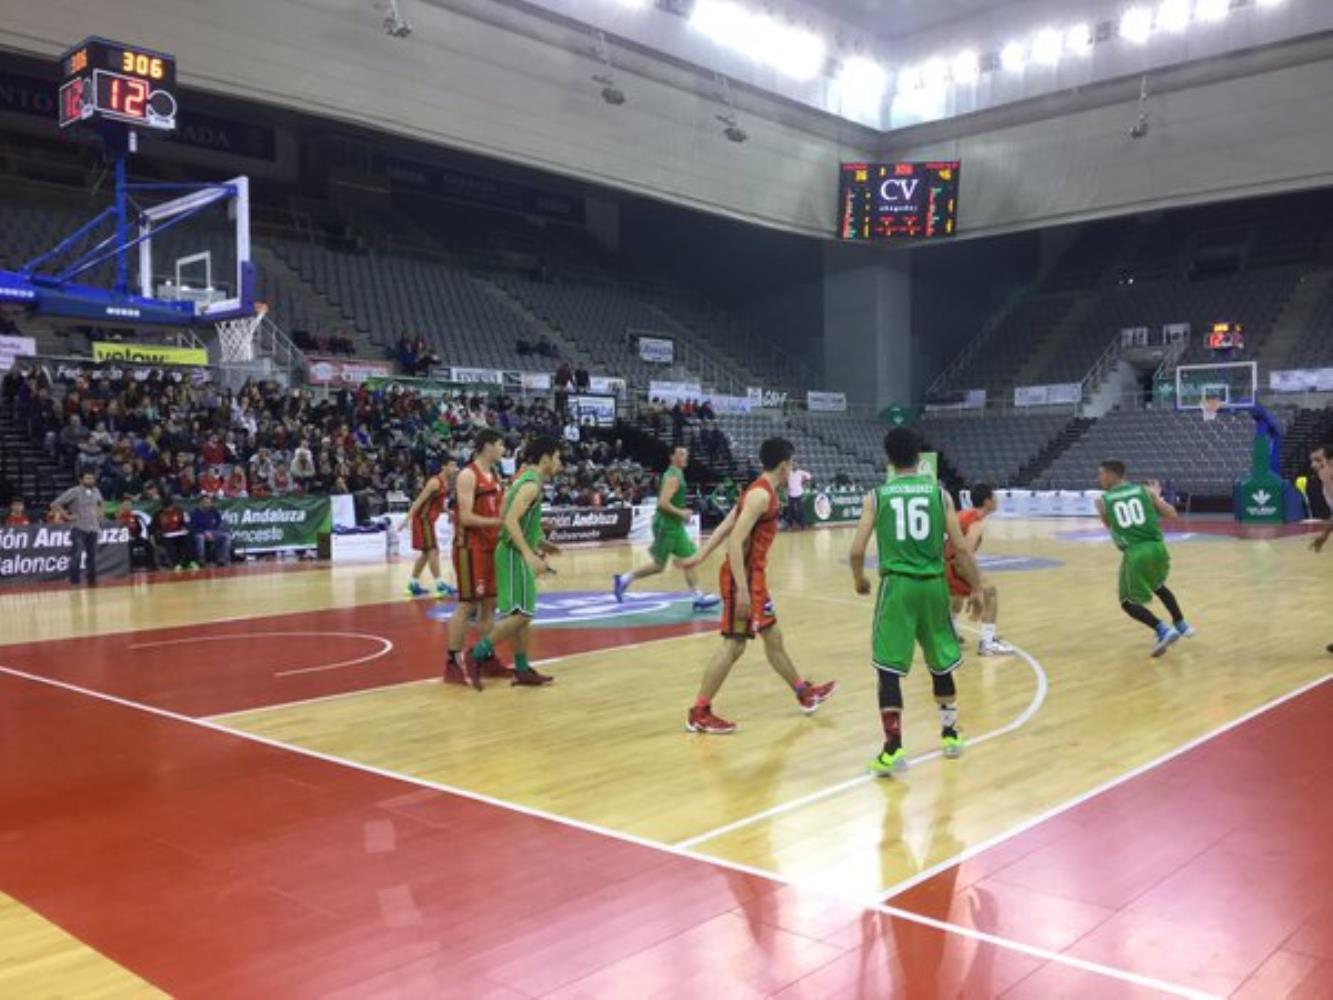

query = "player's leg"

[
  {"left": 1152, "top": 548, "right": 1193, "bottom": 637},
  {"left": 977, "top": 581, "right": 1013, "bottom": 655},
  {"left": 758, "top": 624, "right": 837, "bottom": 712},
  {"left": 406, "top": 517, "right": 431, "bottom": 597},
  {"left": 444, "top": 546, "right": 473, "bottom": 684},
  {"left": 428, "top": 548, "right": 455, "bottom": 598},
  {"left": 612, "top": 553, "right": 664, "bottom": 602},
  {"left": 1121, "top": 545, "right": 1179, "bottom": 656},
  {"left": 673, "top": 531, "right": 718, "bottom": 609},
  {"left": 917, "top": 577, "right": 965, "bottom": 757},
  {"left": 509, "top": 616, "right": 553, "bottom": 686},
  {"left": 686, "top": 638, "right": 746, "bottom": 733},
  {"left": 869, "top": 575, "right": 915, "bottom": 775}
]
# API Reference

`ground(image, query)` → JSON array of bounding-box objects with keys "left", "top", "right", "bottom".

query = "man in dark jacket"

[{"left": 189, "top": 494, "right": 232, "bottom": 567}]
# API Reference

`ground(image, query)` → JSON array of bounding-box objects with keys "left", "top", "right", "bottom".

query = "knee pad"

[
  {"left": 877, "top": 670, "right": 903, "bottom": 710},
  {"left": 932, "top": 671, "right": 956, "bottom": 700}
]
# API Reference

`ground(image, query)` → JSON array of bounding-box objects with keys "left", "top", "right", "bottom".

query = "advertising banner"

[
  {"left": 544, "top": 506, "right": 634, "bottom": 544},
  {"left": 637, "top": 335, "right": 675, "bottom": 365},
  {"left": 747, "top": 387, "right": 789, "bottom": 408},
  {"left": 0, "top": 334, "right": 36, "bottom": 371},
  {"left": 804, "top": 490, "right": 864, "bottom": 525},
  {"left": 706, "top": 394, "right": 752, "bottom": 415},
  {"left": 1014, "top": 382, "right": 1082, "bottom": 407},
  {"left": 449, "top": 367, "right": 505, "bottom": 385},
  {"left": 519, "top": 371, "right": 553, "bottom": 391},
  {"left": 991, "top": 490, "right": 1101, "bottom": 518},
  {"left": 118, "top": 496, "right": 332, "bottom": 553},
  {"left": 924, "top": 389, "right": 986, "bottom": 412},
  {"left": 0, "top": 523, "right": 131, "bottom": 585},
  {"left": 92, "top": 341, "right": 209, "bottom": 366},
  {"left": 649, "top": 380, "right": 702, "bottom": 402},
  {"left": 1269, "top": 368, "right": 1333, "bottom": 392},
  {"left": 570, "top": 394, "right": 617, "bottom": 427},
  {"left": 306, "top": 356, "right": 395, "bottom": 386},
  {"left": 588, "top": 375, "right": 627, "bottom": 397},
  {"left": 806, "top": 390, "right": 848, "bottom": 412}
]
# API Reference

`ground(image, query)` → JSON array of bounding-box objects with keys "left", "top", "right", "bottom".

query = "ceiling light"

[
  {"left": 1031, "top": 28, "right": 1064, "bottom": 65},
  {"left": 690, "top": 0, "right": 825, "bottom": 81},
  {"left": 609, "top": 0, "right": 649, "bottom": 7},
  {"left": 1120, "top": 6, "right": 1154, "bottom": 44},
  {"left": 920, "top": 57, "right": 948, "bottom": 89},
  {"left": 896, "top": 64, "right": 925, "bottom": 93},
  {"left": 1157, "top": 0, "right": 1192, "bottom": 32},
  {"left": 951, "top": 50, "right": 979, "bottom": 84},
  {"left": 1255, "top": 0, "right": 1284, "bottom": 7},
  {"left": 1195, "top": 0, "right": 1229, "bottom": 22},
  {"left": 1000, "top": 40, "right": 1027, "bottom": 72},
  {"left": 1066, "top": 23, "right": 1094, "bottom": 54},
  {"left": 838, "top": 55, "right": 887, "bottom": 94}
]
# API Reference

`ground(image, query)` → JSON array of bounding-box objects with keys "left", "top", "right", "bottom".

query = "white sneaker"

[{"left": 977, "top": 638, "right": 1015, "bottom": 656}]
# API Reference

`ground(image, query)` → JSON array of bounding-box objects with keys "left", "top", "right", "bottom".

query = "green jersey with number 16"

[
  {"left": 873, "top": 474, "right": 946, "bottom": 577},
  {"left": 1102, "top": 482, "right": 1163, "bottom": 550}
]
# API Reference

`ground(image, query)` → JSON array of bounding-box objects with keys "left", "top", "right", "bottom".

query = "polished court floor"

[{"left": 0, "top": 516, "right": 1329, "bottom": 998}]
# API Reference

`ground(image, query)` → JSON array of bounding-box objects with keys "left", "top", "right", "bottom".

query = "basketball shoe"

[
  {"left": 1151, "top": 623, "right": 1181, "bottom": 657},
  {"left": 797, "top": 680, "right": 838, "bottom": 714},
  {"left": 868, "top": 747, "right": 908, "bottom": 776},
  {"left": 941, "top": 731, "right": 965, "bottom": 759},
  {"left": 511, "top": 667, "right": 555, "bottom": 687},
  {"left": 686, "top": 704, "right": 737, "bottom": 734},
  {"left": 978, "top": 637, "right": 1015, "bottom": 656},
  {"left": 1174, "top": 620, "right": 1197, "bottom": 639},
  {"left": 405, "top": 580, "right": 429, "bottom": 598},
  {"left": 443, "top": 654, "right": 468, "bottom": 686}
]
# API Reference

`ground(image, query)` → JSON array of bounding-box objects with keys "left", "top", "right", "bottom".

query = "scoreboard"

[
  {"left": 58, "top": 38, "right": 178, "bottom": 133},
  {"left": 838, "top": 162, "right": 960, "bottom": 241}
]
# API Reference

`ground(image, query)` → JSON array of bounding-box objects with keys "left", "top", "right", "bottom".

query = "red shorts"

[
  {"left": 720, "top": 564, "right": 777, "bottom": 639},
  {"left": 452, "top": 545, "right": 496, "bottom": 603},
  {"left": 946, "top": 560, "right": 970, "bottom": 598},
  {"left": 411, "top": 513, "right": 439, "bottom": 552}
]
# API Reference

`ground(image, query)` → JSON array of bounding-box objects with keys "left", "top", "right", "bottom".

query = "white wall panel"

[{"left": 0, "top": 0, "right": 874, "bottom": 236}]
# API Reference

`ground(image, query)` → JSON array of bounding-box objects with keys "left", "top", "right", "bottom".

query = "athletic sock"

[
  {"left": 981, "top": 623, "right": 996, "bottom": 644},
  {"left": 794, "top": 679, "right": 809, "bottom": 695},
  {"left": 447, "top": 649, "right": 461, "bottom": 663},
  {"left": 939, "top": 702, "right": 959, "bottom": 738},
  {"left": 881, "top": 710, "right": 902, "bottom": 754},
  {"left": 1121, "top": 600, "right": 1162, "bottom": 631},
  {"left": 471, "top": 637, "right": 494, "bottom": 661},
  {"left": 514, "top": 653, "right": 531, "bottom": 673},
  {"left": 692, "top": 586, "right": 704, "bottom": 598},
  {"left": 694, "top": 694, "right": 711, "bottom": 710}
]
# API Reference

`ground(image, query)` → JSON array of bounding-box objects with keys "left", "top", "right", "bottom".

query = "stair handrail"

[
  {"left": 1080, "top": 335, "right": 1124, "bottom": 403},
  {"left": 927, "top": 283, "right": 1032, "bottom": 396}
]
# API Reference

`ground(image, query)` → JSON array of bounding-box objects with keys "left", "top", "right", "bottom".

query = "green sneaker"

[
  {"left": 868, "top": 747, "right": 908, "bottom": 777},
  {"left": 941, "top": 734, "right": 965, "bottom": 759}
]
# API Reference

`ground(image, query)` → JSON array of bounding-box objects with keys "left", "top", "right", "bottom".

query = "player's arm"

[
  {"left": 724, "top": 490, "right": 767, "bottom": 616},
  {"left": 848, "top": 492, "right": 876, "bottom": 595},
  {"left": 1094, "top": 495, "right": 1111, "bottom": 529},
  {"left": 680, "top": 505, "right": 738, "bottom": 569},
  {"left": 1311, "top": 521, "right": 1332, "bottom": 553},
  {"left": 1144, "top": 480, "right": 1178, "bottom": 519},
  {"left": 407, "top": 478, "right": 438, "bottom": 521},
  {"left": 657, "top": 474, "right": 691, "bottom": 522},
  {"left": 962, "top": 519, "right": 985, "bottom": 554},
  {"left": 502, "top": 481, "right": 547, "bottom": 573}
]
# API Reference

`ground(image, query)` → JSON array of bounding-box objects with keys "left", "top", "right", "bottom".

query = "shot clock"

[{"left": 58, "top": 38, "right": 178, "bottom": 133}]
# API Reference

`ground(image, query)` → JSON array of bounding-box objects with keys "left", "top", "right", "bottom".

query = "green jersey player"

[{"left": 1095, "top": 459, "right": 1196, "bottom": 657}]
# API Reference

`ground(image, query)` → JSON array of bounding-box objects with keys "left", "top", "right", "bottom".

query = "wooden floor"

[{"left": 1, "top": 516, "right": 1329, "bottom": 997}]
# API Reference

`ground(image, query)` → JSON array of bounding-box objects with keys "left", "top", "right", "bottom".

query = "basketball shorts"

[
  {"left": 872, "top": 573, "right": 962, "bottom": 676},
  {"left": 411, "top": 513, "right": 438, "bottom": 553},
  {"left": 453, "top": 545, "right": 496, "bottom": 603},
  {"left": 946, "top": 560, "right": 971, "bottom": 598},
  {"left": 720, "top": 564, "right": 776, "bottom": 639},
  {"left": 649, "top": 518, "right": 696, "bottom": 567},
  {"left": 1119, "top": 541, "right": 1170, "bottom": 605},
  {"left": 495, "top": 542, "right": 538, "bottom": 618}
]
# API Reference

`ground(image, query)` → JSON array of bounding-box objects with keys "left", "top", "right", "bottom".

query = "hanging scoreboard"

[
  {"left": 58, "top": 38, "right": 178, "bottom": 133},
  {"left": 838, "top": 162, "right": 960, "bottom": 241}
]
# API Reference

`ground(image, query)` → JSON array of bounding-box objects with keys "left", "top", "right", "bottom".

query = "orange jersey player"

[
  {"left": 406, "top": 457, "right": 458, "bottom": 599},
  {"left": 944, "top": 484, "right": 1014, "bottom": 657}
]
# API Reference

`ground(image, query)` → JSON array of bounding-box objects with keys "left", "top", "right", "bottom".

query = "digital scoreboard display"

[
  {"left": 838, "top": 162, "right": 960, "bottom": 241},
  {"left": 58, "top": 38, "right": 178, "bottom": 133}
]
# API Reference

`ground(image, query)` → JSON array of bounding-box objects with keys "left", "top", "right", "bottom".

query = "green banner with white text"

[{"left": 109, "top": 496, "right": 332, "bottom": 553}]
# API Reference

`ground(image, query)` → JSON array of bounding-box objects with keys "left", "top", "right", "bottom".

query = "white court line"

[
  {"left": 203, "top": 628, "right": 718, "bottom": 720},
  {"left": 878, "top": 672, "right": 1331, "bottom": 902},
  {"left": 675, "top": 624, "right": 1048, "bottom": 850},
  {"left": 131, "top": 631, "right": 395, "bottom": 679},
  {"left": 0, "top": 662, "right": 1213, "bottom": 1000}
]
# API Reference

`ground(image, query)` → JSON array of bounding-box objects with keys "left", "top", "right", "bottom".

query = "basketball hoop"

[
  {"left": 216, "top": 302, "right": 266, "bottom": 364},
  {"left": 1201, "top": 398, "right": 1223, "bottom": 422}
]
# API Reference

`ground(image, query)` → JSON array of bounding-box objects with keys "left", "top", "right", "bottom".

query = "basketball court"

[{"left": 1, "top": 517, "right": 1328, "bottom": 998}]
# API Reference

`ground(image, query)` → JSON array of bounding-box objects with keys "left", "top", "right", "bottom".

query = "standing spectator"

[
  {"left": 785, "top": 460, "right": 812, "bottom": 530},
  {"left": 5, "top": 498, "right": 29, "bottom": 526},
  {"left": 52, "top": 470, "right": 104, "bottom": 586},
  {"left": 153, "top": 495, "right": 192, "bottom": 570},
  {"left": 189, "top": 494, "right": 231, "bottom": 568},
  {"left": 563, "top": 418, "right": 581, "bottom": 445}
]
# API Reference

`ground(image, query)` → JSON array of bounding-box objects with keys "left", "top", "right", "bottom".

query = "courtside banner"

[
  {"left": 544, "top": 506, "right": 633, "bottom": 544},
  {"left": 637, "top": 335, "right": 675, "bottom": 364},
  {"left": 116, "top": 497, "right": 332, "bottom": 553},
  {"left": 0, "top": 523, "right": 130, "bottom": 584},
  {"left": 0, "top": 334, "right": 36, "bottom": 371},
  {"left": 804, "top": 490, "right": 863, "bottom": 525},
  {"left": 806, "top": 390, "right": 847, "bottom": 412},
  {"left": 92, "top": 341, "right": 209, "bottom": 366},
  {"left": 307, "top": 356, "right": 395, "bottom": 386}
]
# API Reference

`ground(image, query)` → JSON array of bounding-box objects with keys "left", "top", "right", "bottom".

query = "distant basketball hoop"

[
  {"left": 1201, "top": 398, "right": 1223, "bottom": 422},
  {"left": 216, "top": 302, "right": 266, "bottom": 364}
]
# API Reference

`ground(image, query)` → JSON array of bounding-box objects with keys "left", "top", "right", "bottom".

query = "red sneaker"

[
  {"left": 510, "top": 667, "right": 555, "bottom": 687},
  {"left": 797, "top": 680, "right": 837, "bottom": 715},
  {"left": 443, "top": 655, "right": 468, "bottom": 686},
  {"left": 480, "top": 655, "right": 515, "bottom": 680},
  {"left": 686, "top": 705, "right": 737, "bottom": 734}
]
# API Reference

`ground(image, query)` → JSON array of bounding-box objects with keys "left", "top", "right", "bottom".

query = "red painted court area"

[{"left": 0, "top": 601, "right": 1328, "bottom": 998}]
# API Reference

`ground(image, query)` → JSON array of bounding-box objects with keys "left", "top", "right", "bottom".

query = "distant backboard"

[{"left": 1174, "top": 361, "right": 1257, "bottom": 412}]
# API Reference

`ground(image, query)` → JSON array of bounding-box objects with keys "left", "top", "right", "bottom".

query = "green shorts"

[
  {"left": 649, "top": 518, "right": 696, "bottom": 566},
  {"left": 495, "top": 541, "right": 538, "bottom": 618},
  {"left": 872, "top": 573, "right": 962, "bottom": 676},
  {"left": 1119, "top": 541, "right": 1170, "bottom": 604}
]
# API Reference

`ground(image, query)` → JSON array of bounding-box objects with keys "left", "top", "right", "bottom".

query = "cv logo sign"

[{"left": 880, "top": 179, "right": 920, "bottom": 202}]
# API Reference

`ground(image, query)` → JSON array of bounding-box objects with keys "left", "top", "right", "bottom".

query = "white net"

[
  {"left": 215, "top": 303, "right": 266, "bottom": 364},
  {"left": 1201, "top": 398, "right": 1222, "bottom": 422}
]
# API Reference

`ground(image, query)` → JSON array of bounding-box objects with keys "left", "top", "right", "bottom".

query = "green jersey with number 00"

[
  {"left": 1102, "top": 482, "right": 1163, "bottom": 550},
  {"left": 873, "top": 473, "right": 946, "bottom": 577},
  {"left": 499, "top": 467, "right": 545, "bottom": 552},
  {"left": 653, "top": 466, "right": 688, "bottom": 531}
]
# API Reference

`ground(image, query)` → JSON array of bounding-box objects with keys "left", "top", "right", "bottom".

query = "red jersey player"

[
  {"left": 445, "top": 430, "right": 511, "bottom": 687},
  {"left": 406, "top": 457, "right": 458, "bottom": 599},
  {"left": 944, "top": 484, "right": 1013, "bottom": 656},
  {"left": 679, "top": 437, "right": 836, "bottom": 734}
]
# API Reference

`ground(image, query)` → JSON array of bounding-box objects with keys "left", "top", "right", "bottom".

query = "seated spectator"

[
  {"left": 271, "top": 462, "right": 294, "bottom": 495},
  {"left": 45, "top": 504, "right": 70, "bottom": 524},
  {"left": 4, "top": 498, "right": 29, "bottom": 526},
  {"left": 199, "top": 466, "right": 225, "bottom": 497},
  {"left": 200, "top": 433, "right": 226, "bottom": 467},
  {"left": 189, "top": 494, "right": 231, "bottom": 568},
  {"left": 116, "top": 500, "right": 156, "bottom": 570},
  {"left": 224, "top": 466, "right": 249, "bottom": 498},
  {"left": 153, "top": 496, "right": 191, "bottom": 570}
]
